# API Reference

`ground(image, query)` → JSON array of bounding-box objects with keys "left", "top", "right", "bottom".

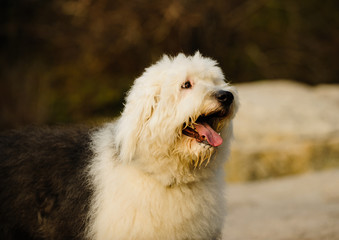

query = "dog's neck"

[{"left": 130, "top": 152, "right": 222, "bottom": 187}]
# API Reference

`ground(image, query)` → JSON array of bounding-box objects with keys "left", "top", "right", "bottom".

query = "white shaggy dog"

[
  {"left": 87, "top": 53, "right": 239, "bottom": 240},
  {"left": 0, "top": 52, "right": 238, "bottom": 240}
]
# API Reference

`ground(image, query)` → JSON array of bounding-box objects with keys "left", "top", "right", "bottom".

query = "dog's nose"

[{"left": 215, "top": 90, "right": 234, "bottom": 106}]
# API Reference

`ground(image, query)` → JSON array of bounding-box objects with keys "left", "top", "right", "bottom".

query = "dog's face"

[
  {"left": 174, "top": 74, "right": 238, "bottom": 167},
  {"left": 156, "top": 58, "right": 239, "bottom": 168},
  {"left": 115, "top": 53, "right": 238, "bottom": 174}
]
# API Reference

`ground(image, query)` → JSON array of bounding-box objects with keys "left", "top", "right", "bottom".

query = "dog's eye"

[{"left": 181, "top": 81, "right": 192, "bottom": 89}]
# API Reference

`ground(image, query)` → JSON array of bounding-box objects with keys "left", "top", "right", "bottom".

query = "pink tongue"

[{"left": 194, "top": 123, "right": 223, "bottom": 147}]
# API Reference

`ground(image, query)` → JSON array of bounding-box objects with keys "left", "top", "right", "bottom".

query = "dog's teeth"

[{"left": 218, "top": 133, "right": 221, "bottom": 135}]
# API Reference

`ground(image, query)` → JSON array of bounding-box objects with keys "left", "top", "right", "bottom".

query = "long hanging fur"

[{"left": 0, "top": 53, "right": 239, "bottom": 240}]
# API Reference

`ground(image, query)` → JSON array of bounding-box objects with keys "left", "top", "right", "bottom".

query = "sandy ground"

[{"left": 222, "top": 169, "right": 339, "bottom": 240}]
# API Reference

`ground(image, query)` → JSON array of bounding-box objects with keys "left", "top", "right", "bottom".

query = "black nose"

[{"left": 215, "top": 90, "right": 234, "bottom": 106}]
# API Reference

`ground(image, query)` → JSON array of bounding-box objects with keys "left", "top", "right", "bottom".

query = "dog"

[{"left": 0, "top": 52, "right": 239, "bottom": 240}]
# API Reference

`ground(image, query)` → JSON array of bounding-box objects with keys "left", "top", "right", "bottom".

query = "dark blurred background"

[{"left": 1, "top": 0, "right": 338, "bottom": 129}]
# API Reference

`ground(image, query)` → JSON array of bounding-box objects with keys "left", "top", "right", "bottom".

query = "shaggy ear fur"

[{"left": 114, "top": 72, "right": 161, "bottom": 163}]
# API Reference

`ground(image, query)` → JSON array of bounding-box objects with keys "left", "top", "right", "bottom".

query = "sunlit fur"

[{"left": 87, "top": 53, "right": 239, "bottom": 240}]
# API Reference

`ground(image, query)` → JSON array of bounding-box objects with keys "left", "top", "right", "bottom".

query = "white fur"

[{"left": 86, "top": 53, "right": 239, "bottom": 240}]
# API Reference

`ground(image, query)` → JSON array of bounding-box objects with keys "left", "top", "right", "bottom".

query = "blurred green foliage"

[{"left": 1, "top": 0, "right": 338, "bottom": 129}]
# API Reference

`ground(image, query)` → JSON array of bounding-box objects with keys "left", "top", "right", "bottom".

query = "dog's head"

[{"left": 114, "top": 52, "right": 239, "bottom": 179}]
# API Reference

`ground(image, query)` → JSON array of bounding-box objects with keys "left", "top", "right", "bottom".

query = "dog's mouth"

[{"left": 182, "top": 109, "right": 228, "bottom": 147}]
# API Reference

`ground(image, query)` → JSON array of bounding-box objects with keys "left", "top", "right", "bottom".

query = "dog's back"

[{"left": 0, "top": 127, "right": 93, "bottom": 240}]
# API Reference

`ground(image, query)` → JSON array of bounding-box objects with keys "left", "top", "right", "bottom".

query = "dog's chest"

[{"left": 91, "top": 165, "right": 224, "bottom": 240}]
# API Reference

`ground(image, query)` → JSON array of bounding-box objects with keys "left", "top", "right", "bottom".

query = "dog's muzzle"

[{"left": 182, "top": 90, "right": 234, "bottom": 147}]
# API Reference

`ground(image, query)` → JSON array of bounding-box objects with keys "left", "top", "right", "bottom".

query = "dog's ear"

[{"left": 114, "top": 77, "right": 159, "bottom": 163}]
